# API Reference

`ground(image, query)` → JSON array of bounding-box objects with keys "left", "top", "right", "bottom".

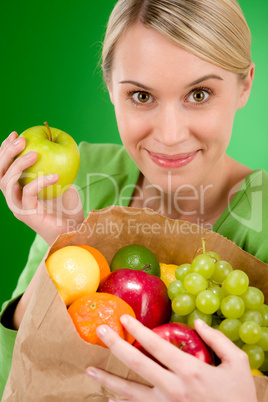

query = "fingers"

[
  {"left": 1, "top": 151, "right": 38, "bottom": 212},
  {"left": 0, "top": 131, "right": 18, "bottom": 151},
  {"left": 0, "top": 134, "right": 59, "bottom": 215},
  {"left": 6, "top": 173, "right": 59, "bottom": 217},
  {"left": 94, "top": 323, "right": 176, "bottom": 389},
  {"left": 21, "top": 174, "right": 59, "bottom": 210},
  {"left": 90, "top": 319, "right": 257, "bottom": 402},
  {"left": 0, "top": 133, "right": 25, "bottom": 179},
  {"left": 0, "top": 133, "right": 28, "bottom": 211},
  {"left": 86, "top": 366, "right": 152, "bottom": 402},
  {"left": 2, "top": 151, "right": 37, "bottom": 187},
  {"left": 118, "top": 315, "right": 201, "bottom": 373},
  {"left": 194, "top": 319, "right": 249, "bottom": 365}
]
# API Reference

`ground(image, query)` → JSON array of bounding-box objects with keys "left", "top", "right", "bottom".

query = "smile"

[{"left": 147, "top": 150, "right": 199, "bottom": 169}]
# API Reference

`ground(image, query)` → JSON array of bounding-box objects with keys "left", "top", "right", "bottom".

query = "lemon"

[
  {"left": 110, "top": 244, "right": 160, "bottom": 277},
  {"left": 46, "top": 246, "right": 100, "bottom": 306},
  {"left": 160, "top": 263, "right": 178, "bottom": 287}
]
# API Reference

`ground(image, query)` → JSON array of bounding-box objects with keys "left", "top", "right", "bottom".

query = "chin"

[{"left": 145, "top": 169, "right": 199, "bottom": 193}]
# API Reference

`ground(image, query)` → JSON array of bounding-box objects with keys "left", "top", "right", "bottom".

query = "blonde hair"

[{"left": 101, "top": 0, "right": 251, "bottom": 83}]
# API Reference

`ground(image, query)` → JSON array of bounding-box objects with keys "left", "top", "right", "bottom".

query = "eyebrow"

[
  {"left": 119, "top": 74, "right": 223, "bottom": 91},
  {"left": 186, "top": 74, "right": 224, "bottom": 87},
  {"left": 119, "top": 80, "right": 153, "bottom": 90}
]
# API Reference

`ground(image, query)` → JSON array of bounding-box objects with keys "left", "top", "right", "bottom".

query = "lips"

[{"left": 147, "top": 150, "right": 199, "bottom": 169}]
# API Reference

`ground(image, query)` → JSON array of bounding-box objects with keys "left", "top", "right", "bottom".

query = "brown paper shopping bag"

[{"left": 3, "top": 206, "right": 268, "bottom": 401}]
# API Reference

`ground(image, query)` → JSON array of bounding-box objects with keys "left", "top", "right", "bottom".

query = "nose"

[{"left": 153, "top": 103, "right": 189, "bottom": 147}]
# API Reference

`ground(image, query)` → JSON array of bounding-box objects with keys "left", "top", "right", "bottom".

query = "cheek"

[
  {"left": 115, "top": 108, "right": 152, "bottom": 146},
  {"left": 196, "top": 107, "right": 235, "bottom": 146}
]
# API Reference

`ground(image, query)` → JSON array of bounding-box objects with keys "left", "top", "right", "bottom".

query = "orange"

[
  {"left": 77, "top": 245, "right": 111, "bottom": 281},
  {"left": 46, "top": 246, "right": 100, "bottom": 306},
  {"left": 68, "top": 293, "right": 136, "bottom": 347},
  {"left": 160, "top": 263, "right": 178, "bottom": 287}
]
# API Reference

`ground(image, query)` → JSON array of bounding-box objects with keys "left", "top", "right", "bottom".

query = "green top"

[{"left": 1, "top": 142, "right": 268, "bottom": 396}]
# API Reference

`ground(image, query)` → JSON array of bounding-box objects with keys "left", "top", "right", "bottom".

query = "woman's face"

[{"left": 108, "top": 23, "right": 252, "bottom": 193}]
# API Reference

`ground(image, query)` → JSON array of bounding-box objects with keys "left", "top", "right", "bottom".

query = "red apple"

[
  {"left": 98, "top": 268, "right": 171, "bottom": 329},
  {"left": 134, "top": 322, "right": 214, "bottom": 365}
]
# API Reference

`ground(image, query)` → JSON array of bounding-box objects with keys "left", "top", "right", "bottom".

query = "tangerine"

[
  {"left": 160, "top": 263, "right": 178, "bottom": 287},
  {"left": 68, "top": 293, "right": 136, "bottom": 347},
  {"left": 77, "top": 245, "right": 111, "bottom": 281},
  {"left": 46, "top": 246, "right": 100, "bottom": 306}
]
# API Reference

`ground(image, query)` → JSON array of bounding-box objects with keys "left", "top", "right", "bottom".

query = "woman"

[{"left": 0, "top": 0, "right": 266, "bottom": 400}]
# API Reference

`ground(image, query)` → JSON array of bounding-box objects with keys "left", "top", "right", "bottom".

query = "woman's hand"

[
  {"left": 86, "top": 316, "right": 257, "bottom": 402},
  {"left": 0, "top": 131, "right": 84, "bottom": 245}
]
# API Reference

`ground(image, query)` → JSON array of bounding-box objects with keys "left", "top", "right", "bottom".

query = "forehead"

[{"left": 112, "top": 22, "right": 234, "bottom": 86}]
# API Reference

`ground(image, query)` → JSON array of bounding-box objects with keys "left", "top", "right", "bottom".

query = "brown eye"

[
  {"left": 187, "top": 88, "right": 211, "bottom": 104},
  {"left": 132, "top": 91, "right": 153, "bottom": 104},
  {"left": 193, "top": 90, "right": 205, "bottom": 102},
  {"left": 137, "top": 92, "right": 150, "bottom": 103}
]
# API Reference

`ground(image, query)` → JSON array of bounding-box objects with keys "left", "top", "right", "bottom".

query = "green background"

[{"left": 1, "top": 0, "right": 267, "bottom": 308}]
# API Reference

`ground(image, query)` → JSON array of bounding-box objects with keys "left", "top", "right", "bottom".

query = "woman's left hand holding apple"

[
  {"left": 30, "top": 183, "right": 84, "bottom": 245},
  {"left": 0, "top": 131, "right": 84, "bottom": 245},
  {"left": 86, "top": 315, "right": 257, "bottom": 402}
]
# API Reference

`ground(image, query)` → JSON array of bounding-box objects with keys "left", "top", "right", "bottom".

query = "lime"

[{"left": 110, "top": 244, "right": 160, "bottom": 277}]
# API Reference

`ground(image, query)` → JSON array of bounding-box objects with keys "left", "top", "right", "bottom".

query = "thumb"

[{"left": 194, "top": 319, "right": 240, "bottom": 363}]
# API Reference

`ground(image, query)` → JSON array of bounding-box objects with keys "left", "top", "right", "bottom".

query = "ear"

[
  {"left": 107, "top": 82, "right": 114, "bottom": 105},
  {"left": 237, "top": 62, "right": 255, "bottom": 110}
]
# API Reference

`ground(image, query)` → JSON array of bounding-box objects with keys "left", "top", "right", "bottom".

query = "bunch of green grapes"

[{"left": 168, "top": 240, "right": 268, "bottom": 372}]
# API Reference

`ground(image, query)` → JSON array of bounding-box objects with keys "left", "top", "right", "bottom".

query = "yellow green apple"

[{"left": 17, "top": 122, "right": 80, "bottom": 199}]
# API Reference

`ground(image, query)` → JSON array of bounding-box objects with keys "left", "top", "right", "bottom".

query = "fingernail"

[
  {"left": 25, "top": 151, "right": 34, "bottom": 158},
  {"left": 86, "top": 367, "right": 97, "bottom": 378},
  {"left": 47, "top": 174, "right": 57, "bottom": 181},
  {"left": 9, "top": 131, "right": 16, "bottom": 140},
  {"left": 195, "top": 319, "right": 208, "bottom": 328},
  {"left": 120, "top": 315, "right": 128, "bottom": 326},
  {"left": 13, "top": 138, "right": 20, "bottom": 145},
  {"left": 96, "top": 325, "right": 108, "bottom": 337}
]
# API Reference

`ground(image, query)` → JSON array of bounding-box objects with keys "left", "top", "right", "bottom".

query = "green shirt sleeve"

[
  {"left": 0, "top": 234, "right": 49, "bottom": 396},
  {"left": 213, "top": 169, "right": 268, "bottom": 263},
  {"left": 0, "top": 297, "right": 20, "bottom": 397}
]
